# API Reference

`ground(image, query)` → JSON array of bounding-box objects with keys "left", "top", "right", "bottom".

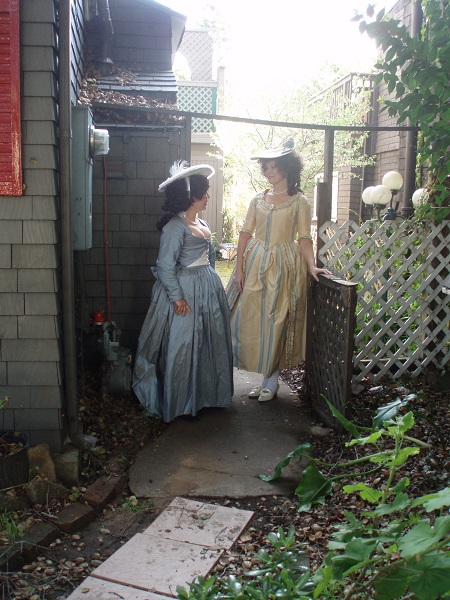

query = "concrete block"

[
  {"left": 81, "top": 474, "right": 126, "bottom": 510},
  {"left": 111, "top": 232, "right": 141, "bottom": 248},
  {"left": 51, "top": 502, "right": 96, "bottom": 534},
  {"left": 18, "top": 315, "right": 59, "bottom": 338},
  {"left": 127, "top": 179, "right": 153, "bottom": 196},
  {"left": 0, "top": 197, "right": 33, "bottom": 220},
  {"left": 14, "top": 408, "right": 62, "bottom": 431},
  {"left": 53, "top": 443, "right": 80, "bottom": 486},
  {"left": 8, "top": 362, "right": 60, "bottom": 385},
  {"left": 0, "top": 316, "right": 17, "bottom": 338},
  {"left": 0, "top": 386, "right": 31, "bottom": 409},
  {"left": 0, "top": 293, "right": 25, "bottom": 316},
  {"left": 12, "top": 244, "right": 58, "bottom": 269},
  {"left": 23, "top": 72, "right": 56, "bottom": 97},
  {"left": 22, "top": 47, "right": 56, "bottom": 72},
  {"left": 23, "top": 220, "right": 57, "bottom": 244},
  {"left": 29, "top": 385, "right": 63, "bottom": 409},
  {"left": 21, "top": 0, "right": 56, "bottom": 21},
  {"left": 0, "top": 406, "right": 15, "bottom": 429},
  {"left": 22, "top": 167, "right": 58, "bottom": 195},
  {"left": 18, "top": 269, "right": 57, "bottom": 292},
  {"left": 2, "top": 339, "right": 60, "bottom": 361},
  {"left": 0, "top": 221, "right": 22, "bottom": 244},
  {"left": 29, "top": 428, "right": 65, "bottom": 453},
  {"left": 0, "top": 270, "right": 18, "bottom": 292},
  {"left": 119, "top": 214, "right": 131, "bottom": 231},
  {"left": 118, "top": 248, "right": 147, "bottom": 265},
  {"left": 0, "top": 245, "right": 11, "bottom": 267},
  {"left": 123, "top": 135, "right": 147, "bottom": 161},
  {"left": 21, "top": 22, "right": 55, "bottom": 46},
  {"left": 32, "top": 196, "right": 58, "bottom": 219},
  {"left": 25, "top": 293, "right": 59, "bottom": 315}
]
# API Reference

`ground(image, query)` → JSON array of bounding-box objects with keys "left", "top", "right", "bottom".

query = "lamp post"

[
  {"left": 381, "top": 171, "right": 404, "bottom": 221},
  {"left": 362, "top": 171, "right": 404, "bottom": 221}
]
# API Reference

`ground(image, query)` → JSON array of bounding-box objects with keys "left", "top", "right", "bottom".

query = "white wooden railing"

[{"left": 317, "top": 219, "right": 450, "bottom": 381}]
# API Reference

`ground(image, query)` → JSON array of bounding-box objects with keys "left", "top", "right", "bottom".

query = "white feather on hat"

[{"left": 158, "top": 160, "right": 215, "bottom": 192}]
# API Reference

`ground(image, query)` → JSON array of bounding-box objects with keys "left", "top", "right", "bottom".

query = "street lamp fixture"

[
  {"left": 412, "top": 188, "right": 428, "bottom": 209},
  {"left": 362, "top": 171, "right": 404, "bottom": 221}
]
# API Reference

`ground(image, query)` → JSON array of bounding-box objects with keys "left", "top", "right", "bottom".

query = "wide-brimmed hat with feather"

[
  {"left": 251, "top": 138, "right": 296, "bottom": 160},
  {"left": 158, "top": 160, "right": 215, "bottom": 192}
]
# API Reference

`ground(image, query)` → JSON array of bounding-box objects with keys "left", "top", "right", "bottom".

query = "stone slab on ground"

[
  {"left": 129, "top": 369, "right": 311, "bottom": 499},
  {"left": 66, "top": 576, "right": 171, "bottom": 599},
  {"left": 67, "top": 497, "right": 254, "bottom": 599},
  {"left": 143, "top": 496, "right": 254, "bottom": 549}
]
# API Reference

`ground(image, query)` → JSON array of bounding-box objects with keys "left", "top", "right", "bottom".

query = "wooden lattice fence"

[{"left": 317, "top": 219, "right": 450, "bottom": 381}]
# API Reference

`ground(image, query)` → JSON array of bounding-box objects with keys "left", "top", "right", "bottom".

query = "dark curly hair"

[
  {"left": 156, "top": 174, "right": 210, "bottom": 230},
  {"left": 259, "top": 151, "right": 304, "bottom": 196}
]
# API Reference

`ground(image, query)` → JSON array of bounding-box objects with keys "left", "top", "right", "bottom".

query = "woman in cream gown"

[{"left": 229, "top": 140, "right": 331, "bottom": 402}]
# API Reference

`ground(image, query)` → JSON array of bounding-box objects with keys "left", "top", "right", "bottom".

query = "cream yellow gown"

[{"left": 228, "top": 191, "right": 312, "bottom": 376}]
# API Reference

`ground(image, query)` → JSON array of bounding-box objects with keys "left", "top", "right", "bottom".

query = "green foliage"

[
  {"left": 177, "top": 396, "right": 450, "bottom": 599},
  {"left": 355, "top": 1, "right": 450, "bottom": 222},
  {"left": 177, "top": 526, "right": 314, "bottom": 599},
  {"left": 0, "top": 510, "right": 23, "bottom": 543}
]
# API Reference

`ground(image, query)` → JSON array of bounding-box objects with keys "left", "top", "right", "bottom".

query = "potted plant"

[{"left": 0, "top": 397, "right": 30, "bottom": 490}]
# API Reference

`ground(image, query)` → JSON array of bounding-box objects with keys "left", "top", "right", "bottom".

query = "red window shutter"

[{"left": 0, "top": 0, "right": 22, "bottom": 196}]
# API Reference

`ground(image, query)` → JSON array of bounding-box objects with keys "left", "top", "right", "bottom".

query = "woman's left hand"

[
  {"left": 174, "top": 299, "right": 192, "bottom": 317},
  {"left": 310, "top": 266, "right": 333, "bottom": 282}
]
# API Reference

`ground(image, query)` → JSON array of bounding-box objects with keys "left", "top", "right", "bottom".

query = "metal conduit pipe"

[
  {"left": 96, "top": 0, "right": 114, "bottom": 74},
  {"left": 59, "top": 0, "right": 96, "bottom": 450}
]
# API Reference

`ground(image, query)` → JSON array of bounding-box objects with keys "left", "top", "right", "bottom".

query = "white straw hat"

[
  {"left": 158, "top": 160, "right": 215, "bottom": 192},
  {"left": 251, "top": 137, "right": 296, "bottom": 160}
]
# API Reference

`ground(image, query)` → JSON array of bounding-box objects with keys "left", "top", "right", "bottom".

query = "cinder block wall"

[
  {"left": 79, "top": 127, "right": 189, "bottom": 352},
  {"left": 0, "top": 0, "right": 65, "bottom": 450}
]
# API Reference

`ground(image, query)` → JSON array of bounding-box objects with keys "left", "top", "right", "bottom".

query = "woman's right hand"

[
  {"left": 234, "top": 267, "right": 245, "bottom": 293},
  {"left": 173, "top": 299, "right": 192, "bottom": 317}
]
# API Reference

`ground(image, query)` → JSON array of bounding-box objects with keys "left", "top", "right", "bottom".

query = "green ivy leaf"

[
  {"left": 374, "top": 564, "right": 409, "bottom": 600},
  {"left": 330, "top": 538, "right": 377, "bottom": 579},
  {"left": 397, "top": 521, "right": 435, "bottom": 559},
  {"left": 343, "top": 483, "right": 383, "bottom": 503},
  {"left": 256, "top": 442, "right": 313, "bottom": 482},
  {"left": 372, "top": 395, "right": 416, "bottom": 428},
  {"left": 294, "top": 465, "right": 333, "bottom": 512},
  {"left": 412, "top": 487, "right": 450, "bottom": 512},
  {"left": 408, "top": 554, "right": 450, "bottom": 600},
  {"left": 371, "top": 492, "right": 411, "bottom": 516}
]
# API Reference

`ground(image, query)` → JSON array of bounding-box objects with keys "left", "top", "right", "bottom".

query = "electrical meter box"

[{"left": 71, "top": 106, "right": 110, "bottom": 250}]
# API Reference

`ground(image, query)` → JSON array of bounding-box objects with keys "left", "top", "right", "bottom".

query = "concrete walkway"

[
  {"left": 129, "top": 368, "right": 313, "bottom": 499},
  {"left": 66, "top": 369, "right": 313, "bottom": 599}
]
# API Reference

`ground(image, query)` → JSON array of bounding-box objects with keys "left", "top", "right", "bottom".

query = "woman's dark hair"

[
  {"left": 259, "top": 151, "right": 304, "bottom": 196},
  {"left": 156, "top": 174, "right": 209, "bottom": 230}
]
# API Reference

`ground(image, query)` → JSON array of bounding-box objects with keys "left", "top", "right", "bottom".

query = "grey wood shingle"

[
  {"left": 8, "top": 362, "right": 60, "bottom": 386},
  {"left": 2, "top": 339, "right": 60, "bottom": 362},
  {"left": 18, "top": 315, "right": 59, "bottom": 338},
  {"left": 12, "top": 245, "right": 59, "bottom": 269}
]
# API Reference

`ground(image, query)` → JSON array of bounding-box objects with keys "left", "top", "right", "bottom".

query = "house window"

[
  {"left": 0, "top": 0, "right": 22, "bottom": 196},
  {"left": 313, "top": 172, "right": 338, "bottom": 222}
]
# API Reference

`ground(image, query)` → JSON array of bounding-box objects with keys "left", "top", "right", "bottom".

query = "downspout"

[
  {"left": 402, "top": 0, "right": 423, "bottom": 217},
  {"left": 96, "top": 0, "right": 114, "bottom": 75},
  {"left": 59, "top": 0, "right": 96, "bottom": 449}
]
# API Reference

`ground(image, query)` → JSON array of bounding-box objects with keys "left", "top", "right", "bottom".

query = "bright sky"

[{"left": 165, "top": 0, "right": 397, "bottom": 92}]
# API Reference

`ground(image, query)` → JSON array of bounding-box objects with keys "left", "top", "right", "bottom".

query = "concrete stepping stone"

[{"left": 66, "top": 497, "right": 254, "bottom": 599}]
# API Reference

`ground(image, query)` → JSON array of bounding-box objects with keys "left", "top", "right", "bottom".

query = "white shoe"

[
  {"left": 248, "top": 385, "right": 263, "bottom": 398},
  {"left": 258, "top": 385, "right": 279, "bottom": 402}
]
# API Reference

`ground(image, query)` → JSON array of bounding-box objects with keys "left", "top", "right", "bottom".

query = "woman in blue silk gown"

[{"left": 133, "top": 162, "right": 233, "bottom": 423}]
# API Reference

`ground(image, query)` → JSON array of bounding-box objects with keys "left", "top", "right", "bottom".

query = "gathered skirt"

[{"left": 133, "top": 265, "right": 234, "bottom": 423}]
